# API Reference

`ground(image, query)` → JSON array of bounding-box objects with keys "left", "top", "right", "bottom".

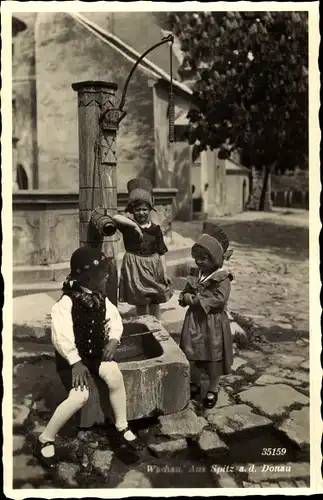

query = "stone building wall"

[
  {"left": 15, "top": 12, "right": 155, "bottom": 191},
  {"left": 13, "top": 13, "right": 38, "bottom": 189},
  {"left": 203, "top": 150, "right": 228, "bottom": 218},
  {"left": 13, "top": 190, "right": 177, "bottom": 266}
]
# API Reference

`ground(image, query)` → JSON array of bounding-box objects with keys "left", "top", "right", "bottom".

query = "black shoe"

[
  {"left": 203, "top": 390, "right": 218, "bottom": 409},
  {"left": 117, "top": 428, "right": 145, "bottom": 452},
  {"left": 190, "top": 383, "right": 200, "bottom": 399},
  {"left": 33, "top": 439, "right": 58, "bottom": 469}
]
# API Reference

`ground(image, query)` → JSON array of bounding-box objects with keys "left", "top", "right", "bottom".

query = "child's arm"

[
  {"left": 52, "top": 296, "right": 91, "bottom": 389},
  {"left": 103, "top": 299, "right": 123, "bottom": 361},
  {"left": 178, "top": 283, "right": 198, "bottom": 307},
  {"left": 160, "top": 254, "right": 169, "bottom": 282},
  {"left": 112, "top": 214, "right": 143, "bottom": 240},
  {"left": 195, "top": 278, "right": 231, "bottom": 314},
  {"left": 51, "top": 296, "right": 82, "bottom": 366},
  {"left": 156, "top": 227, "right": 171, "bottom": 283}
]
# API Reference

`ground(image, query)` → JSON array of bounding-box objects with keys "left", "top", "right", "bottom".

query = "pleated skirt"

[{"left": 119, "top": 252, "right": 173, "bottom": 306}]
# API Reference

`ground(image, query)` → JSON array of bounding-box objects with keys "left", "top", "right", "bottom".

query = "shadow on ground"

[
  {"left": 173, "top": 219, "right": 308, "bottom": 260},
  {"left": 230, "top": 312, "right": 309, "bottom": 344}
]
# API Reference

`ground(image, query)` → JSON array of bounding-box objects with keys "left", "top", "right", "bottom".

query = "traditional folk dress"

[
  {"left": 53, "top": 287, "right": 123, "bottom": 391},
  {"left": 179, "top": 267, "right": 234, "bottom": 375},
  {"left": 118, "top": 177, "right": 173, "bottom": 306},
  {"left": 119, "top": 222, "right": 173, "bottom": 306}
]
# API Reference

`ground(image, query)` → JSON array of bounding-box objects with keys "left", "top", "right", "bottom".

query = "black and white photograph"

[{"left": 2, "top": 0, "right": 321, "bottom": 496}]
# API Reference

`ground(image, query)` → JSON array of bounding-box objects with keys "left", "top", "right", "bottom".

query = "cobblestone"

[
  {"left": 206, "top": 404, "right": 272, "bottom": 435},
  {"left": 147, "top": 438, "right": 187, "bottom": 458},
  {"left": 91, "top": 449, "right": 114, "bottom": 477},
  {"left": 116, "top": 470, "right": 152, "bottom": 488},
  {"left": 232, "top": 357, "right": 248, "bottom": 372},
  {"left": 13, "top": 454, "right": 48, "bottom": 482},
  {"left": 13, "top": 435, "right": 26, "bottom": 453},
  {"left": 242, "top": 481, "right": 258, "bottom": 488},
  {"left": 295, "top": 479, "right": 309, "bottom": 487},
  {"left": 260, "top": 481, "right": 279, "bottom": 487},
  {"left": 215, "top": 472, "right": 239, "bottom": 488},
  {"left": 279, "top": 480, "right": 296, "bottom": 487},
  {"left": 197, "top": 429, "right": 228, "bottom": 456},
  {"left": 158, "top": 407, "right": 207, "bottom": 439},
  {"left": 276, "top": 407, "right": 309, "bottom": 451},
  {"left": 56, "top": 462, "right": 80, "bottom": 487},
  {"left": 238, "top": 384, "right": 309, "bottom": 419}
]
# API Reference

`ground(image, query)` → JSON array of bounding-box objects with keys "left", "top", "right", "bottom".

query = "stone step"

[{"left": 13, "top": 247, "right": 194, "bottom": 286}]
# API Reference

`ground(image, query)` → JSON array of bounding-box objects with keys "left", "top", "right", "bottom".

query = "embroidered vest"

[{"left": 69, "top": 293, "right": 106, "bottom": 359}]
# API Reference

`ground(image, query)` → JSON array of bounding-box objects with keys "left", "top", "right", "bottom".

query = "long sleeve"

[
  {"left": 156, "top": 226, "right": 168, "bottom": 255},
  {"left": 51, "top": 295, "right": 81, "bottom": 366},
  {"left": 196, "top": 278, "right": 231, "bottom": 314},
  {"left": 105, "top": 298, "right": 123, "bottom": 342}
]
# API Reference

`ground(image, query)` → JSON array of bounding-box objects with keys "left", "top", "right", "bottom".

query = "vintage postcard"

[{"left": 2, "top": 0, "right": 321, "bottom": 497}]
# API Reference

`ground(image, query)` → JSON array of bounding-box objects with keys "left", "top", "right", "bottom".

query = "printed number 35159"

[{"left": 262, "top": 448, "right": 287, "bottom": 456}]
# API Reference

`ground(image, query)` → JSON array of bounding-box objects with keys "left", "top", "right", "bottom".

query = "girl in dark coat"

[{"left": 179, "top": 222, "right": 234, "bottom": 409}]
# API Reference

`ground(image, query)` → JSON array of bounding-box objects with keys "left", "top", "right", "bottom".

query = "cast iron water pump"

[{"left": 72, "top": 35, "right": 175, "bottom": 304}]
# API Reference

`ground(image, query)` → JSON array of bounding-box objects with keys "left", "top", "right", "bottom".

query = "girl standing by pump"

[{"left": 116, "top": 177, "right": 173, "bottom": 320}]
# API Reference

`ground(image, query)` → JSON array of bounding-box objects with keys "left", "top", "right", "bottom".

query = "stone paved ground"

[
  {"left": 11, "top": 209, "right": 311, "bottom": 490},
  {"left": 173, "top": 209, "right": 309, "bottom": 334}
]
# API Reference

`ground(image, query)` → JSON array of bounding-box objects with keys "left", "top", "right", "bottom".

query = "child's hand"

[
  {"left": 103, "top": 339, "right": 119, "bottom": 361},
  {"left": 179, "top": 292, "right": 194, "bottom": 307},
  {"left": 165, "top": 276, "right": 172, "bottom": 286},
  {"left": 184, "top": 293, "right": 198, "bottom": 307},
  {"left": 178, "top": 295, "right": 186, "bottom": 307},
  {"left": 72, "top": 361, "right": 90, "bottom": 390}
]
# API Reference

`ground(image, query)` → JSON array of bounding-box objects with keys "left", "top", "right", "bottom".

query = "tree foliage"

[{"left": 168, "top": 11, "right": 308, "bottom": 174}]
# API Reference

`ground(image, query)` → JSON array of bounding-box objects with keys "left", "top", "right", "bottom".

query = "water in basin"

[{"left": 113, "top": 321, "right": 163, "bottom": 362}]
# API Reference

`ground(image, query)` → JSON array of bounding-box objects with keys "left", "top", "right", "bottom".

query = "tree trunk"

[{"left": 258, "top": 165, "right": 274, "bottom": 211}]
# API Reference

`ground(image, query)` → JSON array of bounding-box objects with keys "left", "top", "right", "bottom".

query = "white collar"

[
  {"left": 198, "top": 268, "right": 222, "bottom": 283},
  {"left": 139, "top": 221, "right": 151, "bottom": 228}
]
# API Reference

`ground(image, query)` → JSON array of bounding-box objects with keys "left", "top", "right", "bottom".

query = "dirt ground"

[{"left": 173, "top": 208, "right": 309, "bottom": 333}]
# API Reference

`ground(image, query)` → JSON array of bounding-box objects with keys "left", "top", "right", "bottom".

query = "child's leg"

[
  {"left": 189, "top": 361, "right": 201, "bottom": 398},
  {"left": 136, "top": 305, "right": 149, "bottom": 316},
  {"left": 38, "top": 388, "right": 89, "bottom": 456},
  {"left": 149, "top": 302, "right": 161, "bottom": 320},
  {"left": 98, "top": 361, "right": 136, "bottom": 441},
  {"left": 205, "top": 361, "right": 221, "bottom": 393},
  {"left": 202, "top": 361, "right": 222, "bottom": 409},
  {"left": 189, "top": 361, "right": 201, "bottom": 387}
]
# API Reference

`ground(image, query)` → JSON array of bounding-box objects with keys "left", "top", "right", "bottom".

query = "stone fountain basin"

[{"left": 77, "top": 315, "right": 190, "bottom": 427}]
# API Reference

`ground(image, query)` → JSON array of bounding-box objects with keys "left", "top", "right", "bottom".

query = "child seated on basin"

[
  {"left": 33, "top": 246, "right": 142, "bottom": 469},
  {"left": 178, "top": 222, "right": 234, "bottom": 409},
  {"left": 116, "top": 177, "right": 173, "bottom": 320}
]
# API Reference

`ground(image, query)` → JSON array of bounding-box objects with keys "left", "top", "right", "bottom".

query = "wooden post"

[{"left": 72, "top": 81, "right": 120, "bottom": 305}]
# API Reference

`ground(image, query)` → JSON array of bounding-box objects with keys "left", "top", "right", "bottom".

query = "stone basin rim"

[
  {"left": 13, "top": 316, "right": 189, "bottom": 369},
  {"left": 119, "top": 316, "right": 188, "bottom": 369}
]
